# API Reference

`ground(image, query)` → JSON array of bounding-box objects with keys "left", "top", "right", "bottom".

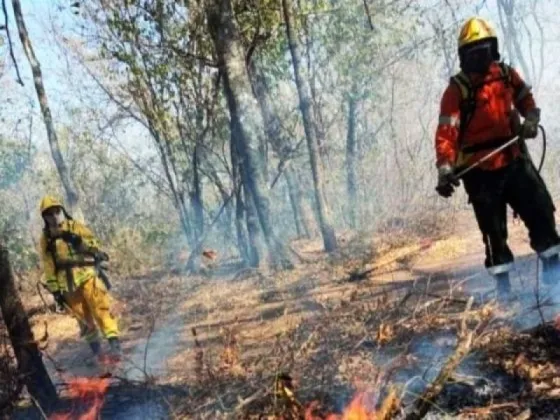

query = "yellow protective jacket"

[{"left": 40, "top": 219, "right": 102, "bottom": 293}]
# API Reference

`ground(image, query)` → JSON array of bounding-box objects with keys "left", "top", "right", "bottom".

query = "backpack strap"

[
  {"left": 44, "top": 226, "right": 79, "bottom": 292},
  {"left": 497, "top": 62, "right": 512, "bottom": 87},
  {"left": 450, "top": 71, "right": 476, "bottom": 150},
  {"left": 451, "top": 63, "right": 514, "bottom": 150}
]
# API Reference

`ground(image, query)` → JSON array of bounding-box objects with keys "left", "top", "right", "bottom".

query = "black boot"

[
  {"left": 542, "top": 254, "right": 560, "bottom": 286},
  {"left": 89, "top": 341, "right": 102, "bottom": 357},
  {"left": 495, "top": 272, "right": 511, "bottom": 303},
  {"left": 108, "top": 337, "right": 122, "bottom": 360}
]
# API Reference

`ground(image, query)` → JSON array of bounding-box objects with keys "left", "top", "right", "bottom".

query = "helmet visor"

[{"left": 461, "top": 42, "right": 493, "bottom": 74}]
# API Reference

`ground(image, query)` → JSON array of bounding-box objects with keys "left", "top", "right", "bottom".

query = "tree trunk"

[
  {"left": 150, "top": 124, "right": 195, "bottom": 249},
  {"left": 0, "top": 244, "right": 58, "bottom": 412},
  {"left": 191, "top": 144, "right": 204, "bottom": 243},
  {"left": 11, "top": 0, "right": 82, "bottom": 219},
  {"left": 284, "top": 168, "right": 310, "bottom": 238},
  {"left": 298, "top": 0, "right": 327, "bottom": 162},
  {"left": 498, "top": 0, "right": 532, "bottom": 82},
  {"left": 346, "top": 95, "right": 358, "bottom": 229},
  {"left": 191, "top": 58, "right": 207, "bottom": 244},
  {"left": 248, "top": 62, "right": 311, "bottom": 239},
  {"left": 243, "top": 184, "right": 261, "bottom": 267},
  {"left": 234, "top": 185, "right": 250, "bottom": 264},
  {"left": 207, "top": 0, "right": 292, "bottom": 269},
  {"left": 281, "top": 0, "right": 337, "bottom": 252},
  {"left": 230, "top": 116, "right": 259, "bottom": 267}
]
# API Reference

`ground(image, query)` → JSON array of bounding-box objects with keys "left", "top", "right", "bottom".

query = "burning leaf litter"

[{"left": 49, "top": 377, "right": 110, "bottom": 420}]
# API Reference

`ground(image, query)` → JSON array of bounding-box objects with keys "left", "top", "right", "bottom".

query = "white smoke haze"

[
  {"left": 0, "top": 0, "right": 557, "bottom": 256},
  {"left": 2, "top": 1, "right": 560, "bottom": 417}
]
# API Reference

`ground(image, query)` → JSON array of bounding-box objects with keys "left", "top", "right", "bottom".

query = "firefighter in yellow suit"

[{"left": 39, "top": 195, "right": 121, "bottom": 360}]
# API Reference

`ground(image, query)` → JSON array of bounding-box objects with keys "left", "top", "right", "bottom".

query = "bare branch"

[
  {"left": 363, "top": 0, "right": 374, "bottom": 31},
  {"left": 1, "top": 0, "right": 23, "bottom": 85}
]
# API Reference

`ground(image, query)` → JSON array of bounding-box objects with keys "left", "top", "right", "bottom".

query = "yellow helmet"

[
  {"left": 458, "top": 17, "right": 497, "bottom": 49},
  {"left": 39, "top": 195, "right": 64, "bottom": 215}
]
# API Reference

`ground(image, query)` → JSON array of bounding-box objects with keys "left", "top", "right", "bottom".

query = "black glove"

[
  {"left": 521, "top": 108, "right": 540, "bottom": 139},
  {"left": 93, "top": 251, "right": 109, "bottom": 262},
  {"left": 52, "top": 291, "right": 66, "bottom": 312},
  {"left": 59, "top": 231, "right": 83, "bottom": 247},
  {"left": 435, "top": 164, "right": 460, "bottom": 198}
]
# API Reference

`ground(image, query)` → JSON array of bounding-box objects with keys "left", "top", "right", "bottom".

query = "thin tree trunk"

[
  {"left": 284, "top": 168, "right": 310, "bottom": 238},
  {"left": 498, "top": 0, "right": 532, "bottom": 82},
  {"left": 190, "top": 56, "right": 209, "bottom": 244},
  {"left": 191, "top": 144, "right": 204, "bottom": 243},
  {"left": 299, "top": 0, "right": 327, "bottom": 161},
  {"left": 248, "top": 62, "right": 311, "bottom": 239},
  {"left": 208, "top": 0, "right": 292, "bottom": 269},
  {"left": 207, "top": 166, "right": 235, "bottom": 247},
  {"left": 0, "top": 244, "right": 58, "bottom": 413},
  {"left": 346, "top": 95, "right": 358, "bottom": 229},
  {"left": 281, "top": 0, "right": 337, "bottom": 252},
  {"left": 234, "top": 186, "right": 250, "bottom": 264},
  {"left": 150, "top": 123, "right": 195, "bottom": 248},
  {"left": 230, "top": 117, "right": 254, "bottom": 266},
  {"left": 11, "top": 0, "right": 82, "bottom": 219},
  {"left": 243, "top": 184, "right": 261, "bottom": 267},
  {"left": 230, "top": 116, "right": 260, "bottom": 266}
]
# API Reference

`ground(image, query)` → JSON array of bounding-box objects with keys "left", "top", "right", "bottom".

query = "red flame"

[
  {"left": 305, "top": 393, "right": 378, "bottom": 420},
  {"left": 49, "top": 377, "right": 110, "bottom": 420}
]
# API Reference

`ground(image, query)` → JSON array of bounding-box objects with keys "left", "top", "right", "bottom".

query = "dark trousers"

[{"left": 462, "top": 157, "right": 560, "bottom": 271}]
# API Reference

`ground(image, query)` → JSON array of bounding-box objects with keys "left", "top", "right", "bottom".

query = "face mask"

[
  {"left": 54, "top": 209, "right": 65, "bottom": 226},
  {"left": 461, "top": 43, "right": 493, "bottom": 74},
  {"left": 45, "top": 208, "right": 65, "bottom": 227}
]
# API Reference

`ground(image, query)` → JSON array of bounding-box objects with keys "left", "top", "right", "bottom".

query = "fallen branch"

[
  {"left": 459, "top": 402, "right": 520, "bottom": 416},
  {"left": 405, "top": 298, "right": 475, "bottom": 420},
  {"left": 234, "top": 389, "right": 266, "bottom": 413},
  {"left": 344, "top": 244, "right": 430, "bottom": 282},
  {"left": 425, "top": 292, "right": 468, "bottom": 305}
]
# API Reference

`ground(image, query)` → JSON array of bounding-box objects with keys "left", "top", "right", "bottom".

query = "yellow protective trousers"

[{"left": 62, "top": 275, "right": 119, "bottom": 342}]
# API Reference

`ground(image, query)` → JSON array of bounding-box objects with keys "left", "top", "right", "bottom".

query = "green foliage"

[
  {"left": 0, "top": 139, "right": 39, "bottom": 272},
  {"left": 0, "top": 139, "right": 32, "bottom": 189},
  {"left": 308, "top": 0, "right": 421, "bottom": 101}
]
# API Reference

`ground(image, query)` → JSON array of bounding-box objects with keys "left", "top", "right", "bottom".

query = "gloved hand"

[
  {"left": 59, "top": 231, "right": 83, "bottom": 247},
  {"left": 521, "top": 107, "right": 540, "bottom": 139},
  {"left": 52, "top": 291, "right": 66, "bottom": 313},
  {"left": 93, "top": 251, "right": 109, "bottom": 262},
  {"left": 435, "top": 164, "right": 460, "bottom": 198}
]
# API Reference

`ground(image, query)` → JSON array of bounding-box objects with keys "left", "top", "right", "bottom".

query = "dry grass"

[
  {"left": 6, "top": 209, "right": 559, "bottom": 418},
  {"left": 150, "top": 218, "right": 560, "bottom": 419},
  {"left": 144, "top": 229, "right": 510, "bottom": 419},
  {"left": 166, "top": 270, "right": 501, "bottom": 419}
]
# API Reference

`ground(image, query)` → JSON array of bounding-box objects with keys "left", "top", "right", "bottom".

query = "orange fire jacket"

[{"left": 435, "top": 62, "right": 536, "bottom": 171}]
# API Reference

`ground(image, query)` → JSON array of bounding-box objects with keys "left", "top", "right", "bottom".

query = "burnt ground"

[{"left": 6, "top": 209, "right": 560, "bottom": 419}]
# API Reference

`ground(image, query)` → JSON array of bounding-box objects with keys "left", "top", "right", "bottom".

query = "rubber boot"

[
  {"left": 89, "top": 341, "right": 102, "bottom": 357},
  {"left": 542, "top": 254, "right": 560, "bottom": 286},
  {"left": 108, "top": 337, "right": 122, "bottom": 361},
  {"left": 495, "top": 272, "right": 511, "bottom": 304}
]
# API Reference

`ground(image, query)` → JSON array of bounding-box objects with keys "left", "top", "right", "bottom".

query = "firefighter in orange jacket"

[
  {"left": 434, "top": 17, "right": 560, "bottom": 301},
  {"left": 39, "top": 195, "right": 122, "bottom": 359}
]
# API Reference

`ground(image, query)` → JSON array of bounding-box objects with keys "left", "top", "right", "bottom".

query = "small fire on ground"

[
  {"left": 49, "top": 377, "right": 110, "bottom": 420},
  {"left": 304, "top": 389, "right": 398, "bottom": 420}
]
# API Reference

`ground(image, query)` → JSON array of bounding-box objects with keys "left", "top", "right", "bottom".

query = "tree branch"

[
  {"left": 363, "top": 0, "right": 374, "bottom": 30},
  {"left": 1, "top": 0, "right": 23, "bottom": 85}
]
